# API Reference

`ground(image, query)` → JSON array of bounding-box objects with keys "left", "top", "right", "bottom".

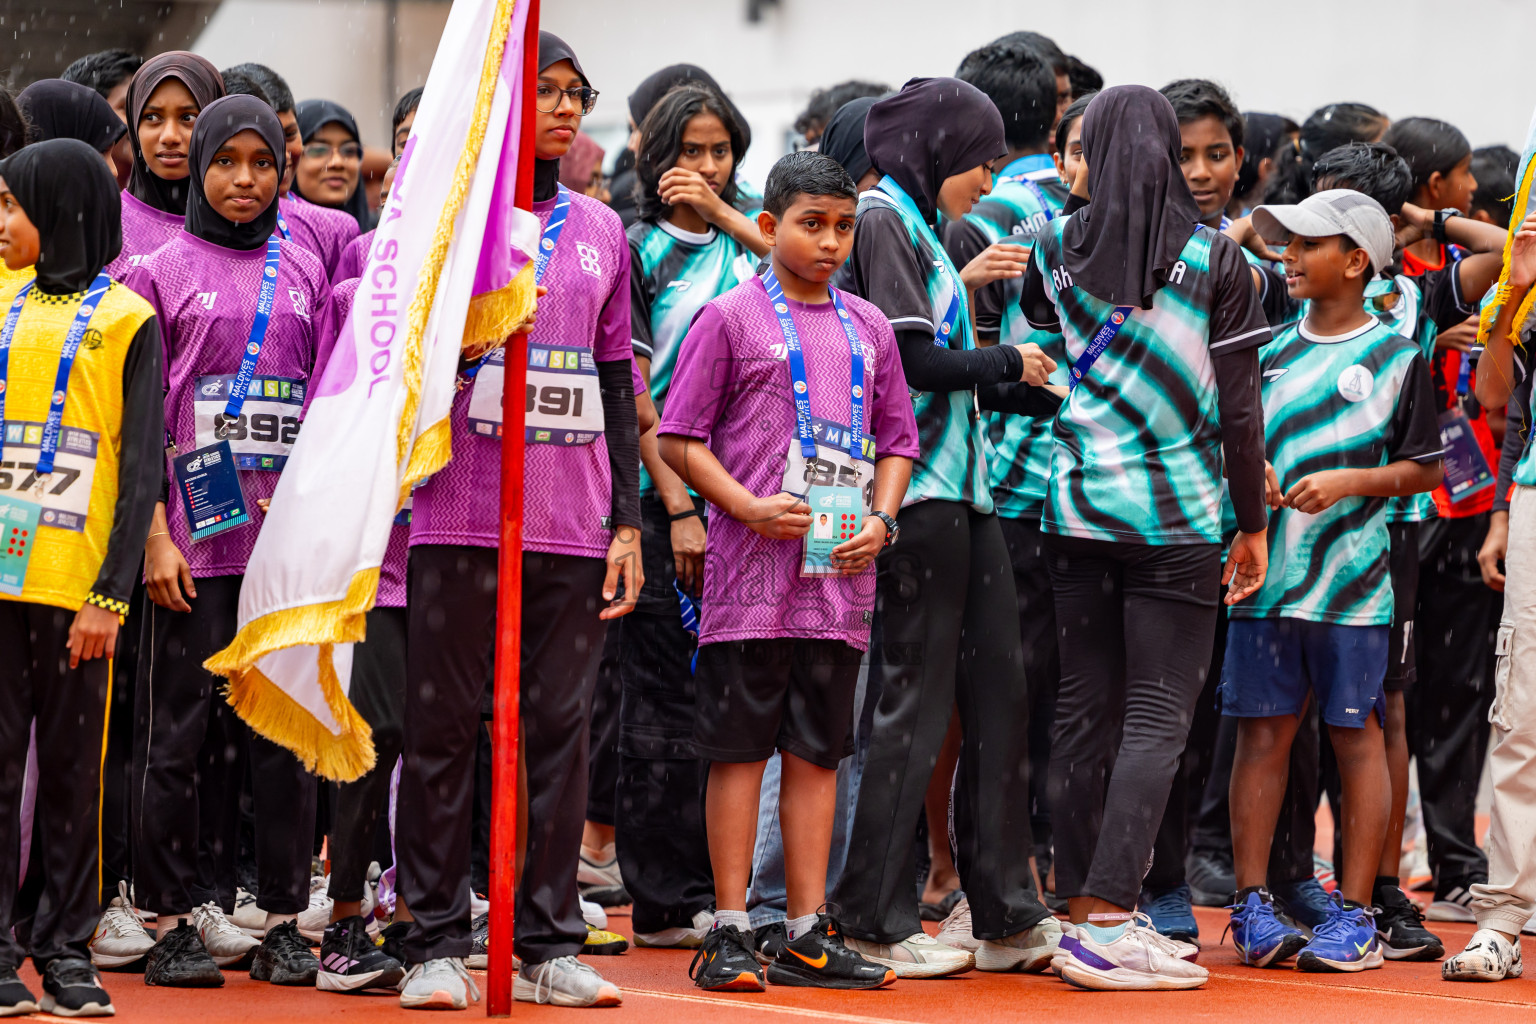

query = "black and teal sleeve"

[{"left": 597, "top": 358, "right": 641, "bottom": 531}]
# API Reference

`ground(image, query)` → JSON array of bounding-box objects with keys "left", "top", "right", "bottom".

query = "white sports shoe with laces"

[
  {"left": 192, "top": 902, "right": 259, "bottom": 966},
  {"left": 1058, "top": 914, "right": 1208, "bottom": 991},
  {"left": 89, "top": 881, "right": 155, "bottom": 968},
  {"left": 513, "top": 956, "right": 621, "bottom": 1007},
  {"left": 400, "top": 957, "right": 481, "bottom": 1010}
]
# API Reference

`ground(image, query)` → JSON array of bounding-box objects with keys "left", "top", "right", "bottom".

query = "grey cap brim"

[{"left": 1251, "top": 204, "right": 1344, "bottom": 245}]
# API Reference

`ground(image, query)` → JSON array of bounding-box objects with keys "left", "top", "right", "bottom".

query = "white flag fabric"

[{"left": 206, "top": 0, "right": 539, "bottom": 781}]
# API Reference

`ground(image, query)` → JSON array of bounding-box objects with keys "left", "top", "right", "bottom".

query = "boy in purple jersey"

[
  {"left": 111, "top": 52, "right": 225, "bottom": 279},
  {"left": 397, "top": 33, "right": 641, "bottom": 1011},
  {"left": 658, "top": 152, "right": 917, "bottom": 992},
  {"left": 123, "top": 96, "right": 335, "bottom": 990}
]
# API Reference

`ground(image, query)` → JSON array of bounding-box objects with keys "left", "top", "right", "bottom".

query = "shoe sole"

[
  {"left": 0, "top": 1001, "right": 39, "bottom": 1017},
  {"left": 851, "top": 951, "right": 971, "bottom": 979},
  {"left": 250, "top": 958, "right": 320, "bottom": 985},
  {"left": 582, "top": 941, "right": 628, "bottom": 956},
  {"left": 1297, "top": 948, "right": 1386, "bottom": 973},
  {"left": 764, "top": 962, "right": 896, "bottom": 989},
  {"left": 1238, "top": 933, "right": 1307, "bottom": 968},
  {"left": 632, "top": 933, "right": 704, "bottom": 949},
  {"left": 1426, "top": 902, "right": 1476, "bottom": 923},
  {"left": 1059, "top": 962, "right": 1207, "bottom": 991},
  {"left": 401, "top": 989, "right": 468, "bottom": 1009},
  {"left": 40, "top": 995, "right": 115, "bottom": 1018},
  {"left": 317, "top": 966, "right": 405, "bottom": 993},
  {"left": 1380, "top": 938, "right": 1445, "bottom": 962},
  {"left": 1443, "top": 961, "right": 1522, "bottom": 982},
  {"left": 90, "top": 949, "right": 153, "bottom": 969},
  {"left": 974, "top": 943, "right": 1053, "bottom": 973},
  {"left": 511, "top": 980, "right": 621, "bottom": 1007},
  {"left": 143, "top": 969, "right": 224, "bottom": 988},
  {"left": 576, "top": 884, "right": 630, "bottom": 908},
  {"left": 695, "top": 972, "right": 765, "bottom": 992}
]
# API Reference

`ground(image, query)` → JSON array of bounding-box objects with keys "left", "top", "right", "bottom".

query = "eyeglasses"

[
  {"left": 302, "top": 141, "right": 363, "bottom": 162},
  {"left": 536, "top": 84, "right": 599, "bottom": 115}
]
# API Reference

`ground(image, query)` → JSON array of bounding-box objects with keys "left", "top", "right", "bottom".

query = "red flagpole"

[{"left": 489, "top": 0, "right": 540, "bottom": 1013}]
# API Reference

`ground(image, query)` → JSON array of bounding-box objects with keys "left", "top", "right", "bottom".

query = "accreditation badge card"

[
  {"left": 0, "top": 494, "right": 40, "bottom": 595},
  {"left": 172, "top": 440, "right": 252, "bottom": 542},
  {"left": 194, "top": 374, "right": 305, "bottom": 471},
  {"left": 467, "top": 342, "right": 605, "bottom": 445},
  {"left": 1438, "top": 408, "right": 1494, "bottom": 502},
  {"left": 784, "top": 416, "right": 875, "bottom": 577}
]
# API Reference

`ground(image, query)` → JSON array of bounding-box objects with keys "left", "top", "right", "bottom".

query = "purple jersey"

[
  {"left": 658, "top": 278, "right": 918, "bottom": 649},
  {"left": 110, "top": 191, "right": 183, "bottom": 279},
  {"left": 410, "top": 190, "right": 633, "bottom": 557},
  {"left": 126, "top": 231, "right": 336, "bottom": 577},
  {"left": 279, "top": 193, "right": 360, "bottom": 279},
  {"left": 331, "top": 277, "right": 408, "bottom": 607},
  {"left": 332, "top": 229, "right": 373, "bottom": 286}
]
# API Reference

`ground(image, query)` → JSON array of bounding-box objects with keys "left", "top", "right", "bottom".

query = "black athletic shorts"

[
  {"left": 1385, "top": 520, "right": 1420, "bottom": 692},
  {"left": 693, "top": 638, "right": 861, "bottom": 770}
]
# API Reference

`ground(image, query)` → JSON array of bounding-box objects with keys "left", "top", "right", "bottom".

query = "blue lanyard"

[
  {"left": 462, "top": 185, "right": 571, "bottom": 385},
  {"left": 1457, "top": 345, "right": 1483, "bottom": 398},
  {"left": 1069, "top": 305, "right": 1134, "bottom": 391},
  {"left": 871, "top": 177, "right": 966, "bottom": 349},
  {"left": 760, "top": 266, "right": 865, "bottom": 462},
  {"left": 1020, "top": 179, "right": 1056, "bottom": 222},
  {"left": 0, "top": 273, "right": 111, "bottom": 476},
  {"left": 1219, "top": 215, "right": 1232, "bottom": 231},
  {"left": 221, "top": 238, "right": 283, "bottom": 427},
  {"left": 275, "top": 211, "right": 291, "bottom": 241}
]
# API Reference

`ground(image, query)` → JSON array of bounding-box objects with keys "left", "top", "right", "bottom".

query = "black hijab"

[
  {"left": 0, "top": 139, "right": 121, "bottom": 294},
  {"left": 627, "top": 64, "right": 751, "bottom": 151},
  {"left": 186, "top": 95, "right": 287, "bottom": 250},
  {"left": 537, "top": 31, "right": 587, "bottom": 203},
  {"left": 819, "top": 96, "right": 879, "bottom": 184},
  {"left": 126, "top": 51, "right": 225, "bottom": 215},
  {"left": 17, "top": 79, "right": 125, "bottom": 154},
  {"left": 864, "top": 77, "right": 1005, "bottom": 226},
  {"left": 1061, "top": 85, "right": 1201, "bottom": 309},
  {"left": 294, "top": 99, "right": 372, "bottom": 230}
]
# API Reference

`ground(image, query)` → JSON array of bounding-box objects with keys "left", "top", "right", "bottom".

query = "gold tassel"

[
  {"left": 1478, "top": 150, "right": 1536, "bottom": 347},
  {"left": 224, "top": 653, "right": 376, "bottom": 782},
  {"left": 461, "top": 262, "right": 538, "bottom": 361}
]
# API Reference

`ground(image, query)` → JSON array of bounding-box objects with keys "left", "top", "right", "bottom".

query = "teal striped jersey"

[
  {"left": 1514, "top": 350, "right": 1536, "bottom": 486},
  {"left": 956, "top": 155, "right": 1071, "bottom": 519},
  {"left": 1026, "top": 222, "right": 1270, "bottom": 544},
  {"left": 1233, "top": 318, "right": 1442, "bottom": 625},
  {"left": 850, "top": 177, "right": 993, "bottom": 512},
  {"left": 1365, "top": 275, "right": 1439, "bottom": 524},
  {"left": 627, "top": 219, "right": 757, "bottom": 493}
]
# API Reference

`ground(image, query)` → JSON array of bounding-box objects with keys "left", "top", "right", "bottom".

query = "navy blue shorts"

[{"left": 1219, "top": 618, "right": 1387, "bottom": 728}]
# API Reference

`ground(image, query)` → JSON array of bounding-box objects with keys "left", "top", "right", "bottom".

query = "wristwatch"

[
  {"left": 871, "top": 511, "right": 899, "bottom": 548},
  {"left": 1433, "top": 207, "right": 1461, "bottom": 245}
]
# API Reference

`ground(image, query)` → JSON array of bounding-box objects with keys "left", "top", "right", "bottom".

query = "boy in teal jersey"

[
  {"left": 1222, "top": 192, "right": 1443, "bottom": 975},
  {"left": 942, "top": 36, "right": 1071, "bottom": 908}
]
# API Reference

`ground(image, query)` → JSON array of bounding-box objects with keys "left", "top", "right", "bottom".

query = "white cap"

[{"left": 1252, "top": 188, "right": 1395, "bottom": 276}]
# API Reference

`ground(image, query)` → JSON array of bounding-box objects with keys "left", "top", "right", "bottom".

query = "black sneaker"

[
  {"left": 765, "top": 915, "right": 895, "bottom": 990},
  {"left": 0, "top": 966, "right": 39, "bottom": 1015},
  {"left": 378, "top": 920, "right": 410, "bottom": 967},
  {"left": 249, "top": 920, "right": 319, "bottom": 985},
  {"left": 689, "top": 926, "right": 764, "bottom": 992},
  {"left": 753, "top": 922, "right": 787, "bottom": 965},
  {"left": 316, "top": 915, "right": 404, "bottom": 993},
  {"left": 466, "top": 912, "right": 488, "bottom": 970},
  {"left": 144, "top": 922, "right": 224, "bottom": 988},
  {"left": 1187, "top": 848, "right": 1237, "bottom": 907},
  {"left": 40, "top": 958, "right": 114, "bottom": 1017},
  {"left": 1374, "top": 886, "right": 1445, "bottom": 962}
]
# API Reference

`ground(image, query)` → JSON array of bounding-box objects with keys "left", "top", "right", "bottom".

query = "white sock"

[
  {"left": 712, "top": 910, "right": 751, "bottom": 932},
  {"left": 786, "top": 914, "right": 818, "bottom": 940}
]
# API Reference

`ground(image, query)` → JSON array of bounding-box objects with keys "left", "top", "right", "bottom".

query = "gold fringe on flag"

[{"left": 461, "top": 262, "right": 538, "bottom": 362}]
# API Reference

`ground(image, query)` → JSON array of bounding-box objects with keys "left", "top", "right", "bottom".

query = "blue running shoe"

[
  {"left": 1139, "top": 883, "right": 1198, "bottom": 945},
  {"left": 1226, "top": 890, "right": 1307, "bottom": 968},
  {"left": 1296, "top": 894, "right": 1384, "bottom": 973},
  {"left": 1271, "top": 875, "right": 1333, "bottom": 932}
]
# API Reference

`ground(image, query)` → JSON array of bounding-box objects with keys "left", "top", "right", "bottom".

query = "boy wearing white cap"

[{"left": 1220, "top": 190, "right": 1445, "bottom": 974}]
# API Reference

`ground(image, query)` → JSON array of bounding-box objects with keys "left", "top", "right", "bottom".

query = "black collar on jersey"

[
  {"left": 819, "top": 96, "right": 879, "bottom": 184},
  {"left": 536, "top": 32, "right": 587, "bottom": 203},
  {"left": 186, "top": 95, "right": 287, "bottom": 251},
  {"left": 0, "top": 139, "right": 122, "bottom": 294},
  {"left": 1061, "top": 85, "right": 1202, "bottom": 310},
  {"left": 864, "top": 78, "right": 1005, "bottom": 227},
  {"left": 17, "top": 79, "right": 125, "bottom": 154},
  {"left": 126, "top": 51, "right": 226, "bottom": 216},
  {"left": 294, "top": 98, "right": 372, "bottom": 230}
]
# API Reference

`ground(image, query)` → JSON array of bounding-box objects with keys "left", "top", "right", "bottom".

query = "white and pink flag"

[{"left": 206, "top": 0, "right": 540, "bottom": 780}]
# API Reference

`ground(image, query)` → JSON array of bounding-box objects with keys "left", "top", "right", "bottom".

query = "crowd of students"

[{"left": 0, "top": 22, "right": 1533, "bottom": 1016}]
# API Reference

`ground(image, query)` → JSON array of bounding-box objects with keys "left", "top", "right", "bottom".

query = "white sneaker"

[
  {"left": 576, "top": 844, "right": 627, "bottom": 905},
  {"left": 975, "top": 916, "right": 1062, "bottom": 972},
  {"left": 1058, "top": 915, "right": 1208, "bottom": 991},
  {"left": 192, "top": 902, "right": 259, "bottom": 966},
  {"left": 400, "top": 958, "right": 480, "bottom": 1010},
  {"left": 231, "top": 888, "right": 265, "bottom": 937},
  {"left": 1443, "top": 929, "right": 1524, "bottom": 981},
  {"left": 633, "top": 909, "right": 712, "bottom": 949},
  {"left": 297, "top": 875, "right": 376, "bottom": 944},
  {"left": 842, "top": 932, "right": 973, "bottom": 979},
  {"left": 513, "top": 956, "right": 621, "bottom": 1007},
  {"left": 579, "top": 896, "right": 607, "bottom": 931},
  {"left": 90, "top": 881, "right": 155, "bottom": 968},
  {"left": 1051, "top": 921, "right": 1080, "bottom": 975},
  {"left": 935, "top": 896, "right": 979, "bottom": 952}
]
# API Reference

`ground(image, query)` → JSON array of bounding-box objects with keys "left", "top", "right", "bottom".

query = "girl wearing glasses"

[{"left": 292, "top": 99, "right": 372, "bottom": 231}]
